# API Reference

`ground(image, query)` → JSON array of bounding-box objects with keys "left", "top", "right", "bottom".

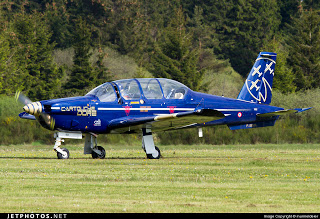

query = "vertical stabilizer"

[{"left": 237, "top": 52, "right": 277, "bottom": 105}]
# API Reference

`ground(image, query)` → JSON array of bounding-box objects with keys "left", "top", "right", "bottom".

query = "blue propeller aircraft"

[{"left": 16, "top": 52, "right": 311, "bottom": 159}]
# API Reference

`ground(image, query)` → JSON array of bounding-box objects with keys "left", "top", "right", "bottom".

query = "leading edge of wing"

[{"left": 108, "top": 109, "right": 225, "bottom": 132}]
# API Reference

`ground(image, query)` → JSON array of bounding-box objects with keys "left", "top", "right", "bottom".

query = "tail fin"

[{"left": 237, "top": 52, "right": 277, "bottom": 105}]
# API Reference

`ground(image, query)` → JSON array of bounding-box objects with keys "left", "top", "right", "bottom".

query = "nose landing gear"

[{"left": 53, "top": 132, "right": 77, "bottom": 159}]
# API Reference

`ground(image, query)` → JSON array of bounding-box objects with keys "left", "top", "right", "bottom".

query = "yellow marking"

[
  {"left": 154, "top": 113, "right": 178, "bottom": 121},
  {"left": 140, "top": 106, "right": 151, "bottom": 112}
]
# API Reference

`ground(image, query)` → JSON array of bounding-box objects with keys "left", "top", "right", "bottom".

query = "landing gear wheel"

[
  {"left": 146, "top": 146, "right": 161, "bottom": 159},
  {"left": 57, "top": 148, "right": 70, "bottom": 159},
  {"left": 92, "top": 146, "right": 106, "bottom": 159}
]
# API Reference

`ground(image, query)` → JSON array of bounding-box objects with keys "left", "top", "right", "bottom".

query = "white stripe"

[
  {"left": 215, "top": 109, "right": 251, "bottom": 112},
  {"left": 256, "top": 57, "right": 276, "bottom": 63},
  {"left": 98, "top": 108, "right": 195, "bottom": 111},
  {"left": 51, "top": 107, "right": 60, "bottom": 110}
]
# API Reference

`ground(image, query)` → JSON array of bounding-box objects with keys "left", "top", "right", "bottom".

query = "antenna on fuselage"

[{"left": 221, "top": 75, "right": 225, "bottom": 97}]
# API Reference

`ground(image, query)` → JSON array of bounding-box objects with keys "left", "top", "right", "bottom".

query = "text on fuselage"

[{"left": 61, "top": 106, "right": 97, "bottom": 116}]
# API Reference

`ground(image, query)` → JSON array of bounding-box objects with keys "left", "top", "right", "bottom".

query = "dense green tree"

[
  {"left": 1, "top": 0, "right": 320, "bottom": 98},
  {"left": 44, "top": 1, "right": 73, "bottom": 49},
  {"left": 64, "top": 17, "right": 95, "bottom": 95},
  {"left": 211, "top": 0, "right": 281, "bottom": 76},
  {"left": 262, "top": 37, "right": 296, "bottom": 93},
  {"left": 0, "top": 29, "right": 25, "bottom": 94},
  {"left": 303, "top": 0, "right": 320, "bottom": 10},
  {"left": 5, "top": 12, "right": 62, "bottom": 100},
  {"left": 0, "top": 27, "right": 11, "bottom": 93},
  {"left": 94, "top": 47, "right": 113, "bottom": 85},
  {"left": 286, "top": 9, "right": 320, "bottom": 90},
  {"left": 149, "top": 8, "right": 203, "bottom": 91},
  {"left": 277, "top": 0, "right": 301, "bottom": 29}
]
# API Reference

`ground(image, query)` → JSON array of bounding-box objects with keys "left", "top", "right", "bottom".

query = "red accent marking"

[
  {"left": 168, "top": 106, "right": 176, "bottom": 114},
  {"left": 124, "top": 106, "right": 131, "bottom": 116}
]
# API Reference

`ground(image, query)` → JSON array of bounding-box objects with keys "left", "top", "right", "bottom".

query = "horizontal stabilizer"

[
  {"left": 257, "top": 107, "right": 312, "bottom": 118},
  {"left": 295, "top": 107, "right": 312, "bottom": 113}
]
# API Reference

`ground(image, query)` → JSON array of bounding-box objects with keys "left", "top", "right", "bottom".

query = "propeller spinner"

[
  {"left": 15, "top": 91, "right": 55, "bottom": 130},
  {"left": 22, "top": 101, "right": 43, "bottom": 115}
]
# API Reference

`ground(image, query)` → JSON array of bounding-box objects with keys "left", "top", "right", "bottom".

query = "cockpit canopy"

[{"left": 86, "top": 78, "right": 189, "bottom": 102}]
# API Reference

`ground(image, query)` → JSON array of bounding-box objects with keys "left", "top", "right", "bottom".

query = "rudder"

[{"left": 237, "top": 52, "right": 277, "bottom": 105}]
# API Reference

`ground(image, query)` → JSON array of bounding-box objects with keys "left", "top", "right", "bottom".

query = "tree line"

[{"left": 1, "top": 0, "right": 320, "bottom": 101}]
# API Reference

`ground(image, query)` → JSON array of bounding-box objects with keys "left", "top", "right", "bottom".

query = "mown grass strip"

[{"left": 0, "top": 144, "right": 319, "bottom": 213}]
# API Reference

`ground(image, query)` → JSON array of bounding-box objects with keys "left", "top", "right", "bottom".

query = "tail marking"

[{"left": 237, "top": 52, "right": 277, "bottom": 105}]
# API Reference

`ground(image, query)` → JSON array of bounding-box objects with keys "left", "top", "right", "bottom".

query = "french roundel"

[{"left": 237, "top": 112, "right": 242, "bottom": 118}]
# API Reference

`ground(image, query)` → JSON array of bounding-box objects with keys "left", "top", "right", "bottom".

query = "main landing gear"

[
  {"left": 83, "top": 133, "right": 106, "bottom": 159},
  {"left": 53, "top": 129, "right": 161, "bottom": 159},
  {"left": 142, "top": 127, "right": 161, "bottom": 159},
  {"left": 53, "top": 131, "right": 105, "bottom": 159}
]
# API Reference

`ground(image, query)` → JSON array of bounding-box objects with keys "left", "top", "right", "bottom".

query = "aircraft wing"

[
  {"left": 107, "top": 109, "right": 225, "bottom": 133},
  {"left": 257, "top": 107, "right": 312, "bottom": 117}
]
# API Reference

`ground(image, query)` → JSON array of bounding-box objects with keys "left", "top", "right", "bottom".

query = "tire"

[
  {"left": 57, "top": 148, "right": 70, "bottom": 159},
  {"left": 92, "top": 146, "right": 106, "bottom": 159},
  {"left": 146, "top": 146, "right": 161, "bottom": 159}
]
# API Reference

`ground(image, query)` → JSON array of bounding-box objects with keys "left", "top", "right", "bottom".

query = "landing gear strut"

[
  {"left": 54, "top": 131, "right": 105, "bottom": 159},
  {"left": 53, "top": 132, "right": 82, "bottom": 159},
  {"left": 142, "top": 127, "right": 161, "bottom": 159},
  {"left": 84, "top": 133, "right": 106, "bottom": 159}
]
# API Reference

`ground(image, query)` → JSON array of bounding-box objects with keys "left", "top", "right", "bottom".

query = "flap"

[{"left": 108, "top": 109, "right": 225, "bottom": 133}]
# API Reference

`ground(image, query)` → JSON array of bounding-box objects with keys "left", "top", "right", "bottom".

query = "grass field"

[{"left": 0, "top": 143, "right": 320, "bottom": 213}]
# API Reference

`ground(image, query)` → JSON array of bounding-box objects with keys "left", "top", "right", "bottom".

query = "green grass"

[{"left": 0, "top": 143, "right": 320, "bottom": 213}]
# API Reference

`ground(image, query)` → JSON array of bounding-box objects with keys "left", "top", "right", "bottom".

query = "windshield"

[{"left": 86, "top": 82, "right": 117, "bottom": 102}]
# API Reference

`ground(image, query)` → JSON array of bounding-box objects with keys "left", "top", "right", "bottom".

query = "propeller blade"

[
  {"left": 40, "top": 113, "right": 55, "bottom": 130},
  {"left": 15, "top": 91, "right": 32, "bottom": 105},
  {"left": 15, "top": 91, "right": 55, "bottom": 130}
]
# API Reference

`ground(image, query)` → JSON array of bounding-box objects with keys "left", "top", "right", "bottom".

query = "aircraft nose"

[{"left": 23, "top": 101, "right": 42, "bottom": 115}]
